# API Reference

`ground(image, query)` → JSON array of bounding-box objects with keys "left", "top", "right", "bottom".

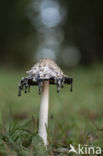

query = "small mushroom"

[{"left": 18, "top": 58, "right": 73, "bottom": 147}]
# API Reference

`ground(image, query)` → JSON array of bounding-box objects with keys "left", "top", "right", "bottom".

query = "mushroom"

[{"left": 18, "top": 58, "right": 73, "bottom": 147}]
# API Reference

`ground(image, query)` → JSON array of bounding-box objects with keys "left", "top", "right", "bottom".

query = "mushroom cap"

[
  {"left": 27, "top": 58, "right": 65, "bottom": 80},
  {"left": 18, "top": 58, "right": 73, "bottom": 96}
]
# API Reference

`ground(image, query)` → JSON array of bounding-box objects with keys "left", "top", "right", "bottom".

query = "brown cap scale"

[{"left": 18, "top": 58, "right": 73, "bottom": 147}]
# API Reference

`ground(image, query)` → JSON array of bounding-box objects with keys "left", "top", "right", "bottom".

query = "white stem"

[{"left": 38, "top": 81, "right": 49, "bottom": 146}]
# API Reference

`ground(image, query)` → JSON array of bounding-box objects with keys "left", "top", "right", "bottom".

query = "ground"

[{"left": 0, "top": 64, "right": 103, "bottom": 156}]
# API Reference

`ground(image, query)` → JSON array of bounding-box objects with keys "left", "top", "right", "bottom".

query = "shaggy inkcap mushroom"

[{"left": 18, "top": 58, "right": 73, "bottom": 146}]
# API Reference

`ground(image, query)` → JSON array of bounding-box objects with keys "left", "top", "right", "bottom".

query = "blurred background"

[
  {"left": 0, "top": 1, "right": 103, "bottom": 153},
  {"left": 0, "top": 0, "right": 103, "bottom": 68}
]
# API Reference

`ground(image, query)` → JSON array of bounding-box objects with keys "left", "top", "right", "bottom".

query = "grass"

[{"left": 0, "top": 64, "right": 103, "bottom": 155}]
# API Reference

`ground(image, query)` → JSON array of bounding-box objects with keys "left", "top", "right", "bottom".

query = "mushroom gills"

[
  {"left": 18, "top": 77, "right": 31, "bottom": 96},
  {"left": 70, "top": 81, "right": 73, "bottom": 92},
  {"left": 18, "top": 74, "right": 44, "bottom": 96},
  {"left": 38, "top": 81, "right": 43, "bottom": 95},
  {"left": 55, "top": 78, "right": 63, "bottom": 93},
  {"left": 35, "top": 73, "right": 43, "bottom": 95},
  {"left": 18, "top": 74, "right": 73, "bottom": 96}
]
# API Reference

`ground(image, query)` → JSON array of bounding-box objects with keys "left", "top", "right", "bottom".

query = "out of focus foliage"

[
  {"left": 63, "top": 0, "right": 103, "bottom": 65},
  {"left": 0, "top": 0, "right": 37, "bottom": 67},
  {"left": 0, "top": 0, "right": 103, "bottom": 68}
]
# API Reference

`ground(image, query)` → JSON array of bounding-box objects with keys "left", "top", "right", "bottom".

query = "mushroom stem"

[{"left": 38, "top": 80, "right": 49, "bottom": 146}]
